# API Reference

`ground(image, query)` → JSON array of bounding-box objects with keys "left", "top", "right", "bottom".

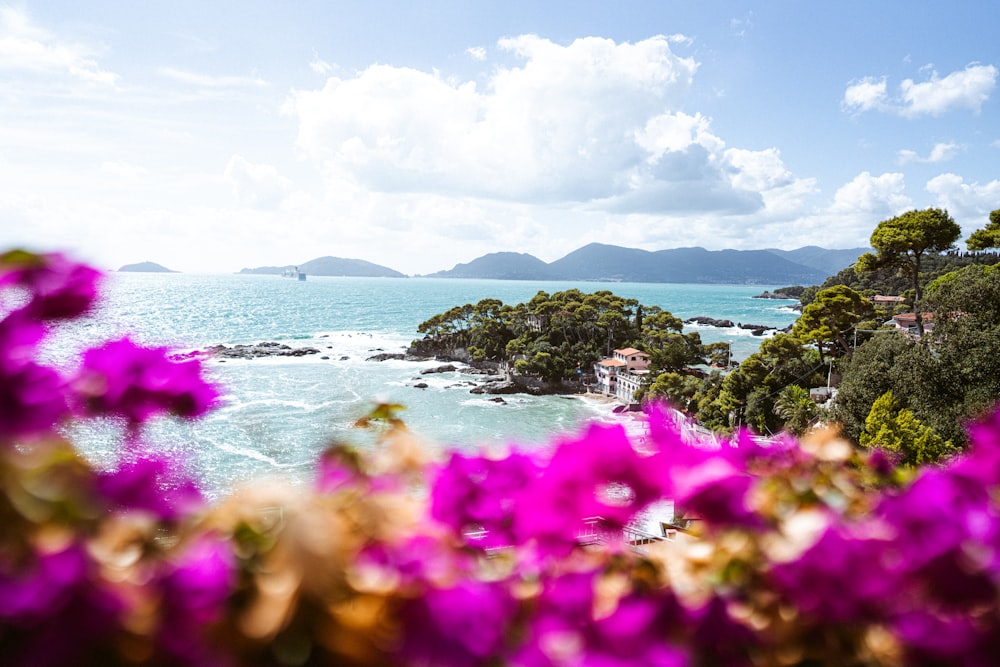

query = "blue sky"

[{"left": 1, "top": 2, "right": 998, "bottom": 274}]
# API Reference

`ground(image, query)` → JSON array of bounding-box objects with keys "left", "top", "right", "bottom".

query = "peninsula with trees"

[{"left": 412, "top": 207, "right": 1000, "bottom": 466}]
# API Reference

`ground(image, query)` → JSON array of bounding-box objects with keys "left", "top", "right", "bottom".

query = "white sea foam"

[{"left": 203, "top": 436, "right": 290, "bottom": 468}]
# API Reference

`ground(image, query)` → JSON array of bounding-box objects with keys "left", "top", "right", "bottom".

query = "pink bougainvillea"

[
  {"left": 75, "top": 336, "right": 219, "bottom": 426},
  {"left": 5, "top": 249, "right": 1000, "bottom": 666}
]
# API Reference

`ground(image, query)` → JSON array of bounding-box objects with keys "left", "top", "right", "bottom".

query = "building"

[
  {"left": 593, "top": 358, "right": 626, "bottom": 395},
  {"left": 613, "top": 348, "right": 651, "bottom": 370},
  {"left": 890, "top": 312, "right": 934, "bottom": 337},
  {"left": 872, "top": 295, "right": 906, "bottom": 307},
  {"left": 615, "top": 367, "right": 650, "bottom": 403},
  {"left": 593, "top": 348, "right": 651, "bottom": 401}
]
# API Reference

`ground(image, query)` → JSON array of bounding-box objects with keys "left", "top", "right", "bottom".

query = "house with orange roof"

[
  {"left": 890, "top": 312, "right": 934, "bottom": 337},
  {"left": 593, "top": 348, "right": 651, "bottom": 400},
  {"left": 872, "top": 295, "right": 906, "bottom": 307}
]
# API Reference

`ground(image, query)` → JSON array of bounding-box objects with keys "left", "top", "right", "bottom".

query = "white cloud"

[
  {"left": 0, "top": 7, "right": 118, "bottom": 85},
  {"left": 466, "top": 46, "right": 486, "bottom": 61},
  {"left": 900, "top": 64, "right": 997, "bottom": 116},
  {"left": 831, "top": 171, "right": 911, "bottom": 216},
  {"left": 843, "top": 77, "right": 888, "bottom": 113},
  {"left": 158, "top": 67, "right": 267, "bottom": 88},
  {"left": 844, "top": 64, "right": 997, "bottom": 117},
  {"left": 286, "top": 34, "right": 803, "bottom": 219},
  {"left": 224, "top": 156, "right": 292, "bottom": 208},
  {"left": 723, "top": 147, "right": 793, "bottom": 192},
  {"left": 636, "top": 111, "right": 722, "bottom": 157},
  {"left": 896, "top": 141, "right": 961, "bottom": 164},
  {"left": 926, "top": 173, "right": 1000, "bottom": 219}
]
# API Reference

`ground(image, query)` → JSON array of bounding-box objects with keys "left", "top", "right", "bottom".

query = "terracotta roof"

[
  {"left": 597, "top": 359, "right": 627, "bottom": 367},
  {"left": 892, "top": 313, "right": 934, "bottom": 323},
  {"left": 615, "top": 347, "right": 647, "bottom": 356}
]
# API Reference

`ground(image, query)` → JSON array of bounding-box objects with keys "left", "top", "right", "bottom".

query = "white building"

[
  {"left": 593, "top": 348, "right": 651, "bottom": 402},
  {"left": 615, "top": 367, "right": 649, "bottom": 403}
]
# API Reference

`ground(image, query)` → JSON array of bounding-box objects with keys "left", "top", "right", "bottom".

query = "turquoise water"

[{"left": 54, "top": 273, "right": 799, "bottom": 496}]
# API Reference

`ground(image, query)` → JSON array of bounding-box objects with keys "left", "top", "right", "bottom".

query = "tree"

[
  {"left": 922, "top": 263, "right": 1000, "bottom": 438},
  {"left": 966, "top": 208, "right": 1000, "bottom": 251},
  {"left": 640, "top": 307, "right": 705, "bottom": 373},
  {"left": 859, "top": 391, "right": 956, "bottom": 466},
  {"left": 831, "top": 330, "right": 921, "bottom": 444},
  {"left": 855, "top": 208, "right": 961, "bottom": 336},
  {"left": 792, "top": 285, "right": 873, "bottom": 360},
  {"left": 645, "top": 371, "right": 702, "bottom": 412},
  {"left": 704, "top": 342, "right": 732, "bottom": 369},
  {"left": 772, "top": 384, "right": 819, "bottom": 436},
  {"left": 711, "top": 333, "right": 824, "bottom": 435}
]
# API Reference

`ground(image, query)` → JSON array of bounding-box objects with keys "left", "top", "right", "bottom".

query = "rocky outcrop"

[
  {"left": 366, "top": 352, "right": 407, "bottom": 362},
  {"left": 752, "top": 290, "right": 798, "bottom": 300},
  {"left": 406, "top": 338, "right": 470, "bottom": 361},
  {"left": 207, "top": 342, "right": 321, "bottom": 360},
  {"left": 685, "top": 316, "right": 735, "bottom": 328},
  {"left": 737, "top": 323, "right": 776, "bottom": 336},
  {"left": 683, "top": 317, "right": 782, "bottom": 336},
  {"left": 421, "top": 364, "right": 457, "bottom": 375},
  {"left": 470, "top": 380, "right": 526, "bottom": 395}
]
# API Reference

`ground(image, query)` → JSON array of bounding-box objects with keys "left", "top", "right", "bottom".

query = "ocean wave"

[{"left": 203, "top": 436, "right": 291, "bottom": 468}]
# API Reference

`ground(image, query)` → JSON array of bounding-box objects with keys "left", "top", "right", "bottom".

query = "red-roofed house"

[
  {"left": 594, "top": 348, "right": 651, "bottom": 400},
  {"left": 872, "top": 295, "right": 906, "bottom": 307},
  {"left": 890, "top": 312, "right": 934, "bottom": 337}
]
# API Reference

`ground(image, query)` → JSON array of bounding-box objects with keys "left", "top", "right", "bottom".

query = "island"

[
  {"left": 118, "top": 261, "right": 177, "bottom": 273},
  {"left": 239, "top": 256, "right": 405, "bottom": 278}
]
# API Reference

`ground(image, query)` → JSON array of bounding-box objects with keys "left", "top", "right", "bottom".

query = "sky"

[{"left": 1, "top": 1, "right": 998, "bottom": 275}]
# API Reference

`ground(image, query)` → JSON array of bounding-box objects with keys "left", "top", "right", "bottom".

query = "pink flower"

[
  {"left": 75, "top": 337, "right": 219, "bottom": 426},
  {"left": 769, "top": 524, "right": 898, "bottom": 623},
  {"left": 0, "top": 309, "right": 71, "bottom": 441},
  {"left": 431, "top": 450, "right": 541, "bottom": 549},
  {"left": 155, "top": 537, "right": 235, "bottom": 666},
  {"left": 96, "top": 450, "right": 204, "bottom": 520},
  {"left": 645, "top": 405, "right": 760, "bottom": 529},
  {"left": 0, "top": 250, "right": 101, "bottom": 321},
  {"left": 512, "top": 423, "right": 665, "bottom": 557},
  {"left": 396, "top": 580, "right": 517, "bottom": 667},
  {"left": 0, "top": 360, "right": 69, "bottom": 441},
  {"left": 0, "top": 541, "right": 123, "bottom": 666},
  {"left": 513, "top": 570, "right": 690, "bottom": 667}
]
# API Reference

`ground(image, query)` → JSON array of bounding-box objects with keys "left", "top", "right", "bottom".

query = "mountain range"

[
  {"left": 423, "top": 244, "right": 867, "bottom": 285},
  {"left": 235, "top": 244, "right": 867, "bottom": 284}
]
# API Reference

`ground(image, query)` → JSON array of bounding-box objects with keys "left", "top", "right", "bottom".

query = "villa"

[
  {"left": 890, "top": 312, "right": 934, "bottom": 337},
  {"left": 593, "top": 347, "right": 651, "bottom": 403}
]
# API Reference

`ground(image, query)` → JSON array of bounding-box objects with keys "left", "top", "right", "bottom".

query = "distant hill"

[
  {"left": 765, "top": 246, "right": 868, "bottom": 277},
  {"left": 118, "top": 261, "right": 176, "bottom": 273},
  {"left": 424, "top": 252, "right": 555, "bottom": 280},
  {"left": 239, "top": 256, "right": 405, "bottom": 278},
  {"left": 427, "top": 243, "right": 852, "bottom": 284}
]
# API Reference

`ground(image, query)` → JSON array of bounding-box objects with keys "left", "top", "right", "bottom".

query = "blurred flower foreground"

[{"left": 3, "top": 249, "right": 1000, "bottom": 667}]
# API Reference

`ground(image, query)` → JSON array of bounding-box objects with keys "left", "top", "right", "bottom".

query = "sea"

[{"left": 49, "top": 273, "right": 800, "bottom": 497}]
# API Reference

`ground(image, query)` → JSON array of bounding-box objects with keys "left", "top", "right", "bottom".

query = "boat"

[{"left": 282, "top": 267, "right": 307, "bottom": 281}]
